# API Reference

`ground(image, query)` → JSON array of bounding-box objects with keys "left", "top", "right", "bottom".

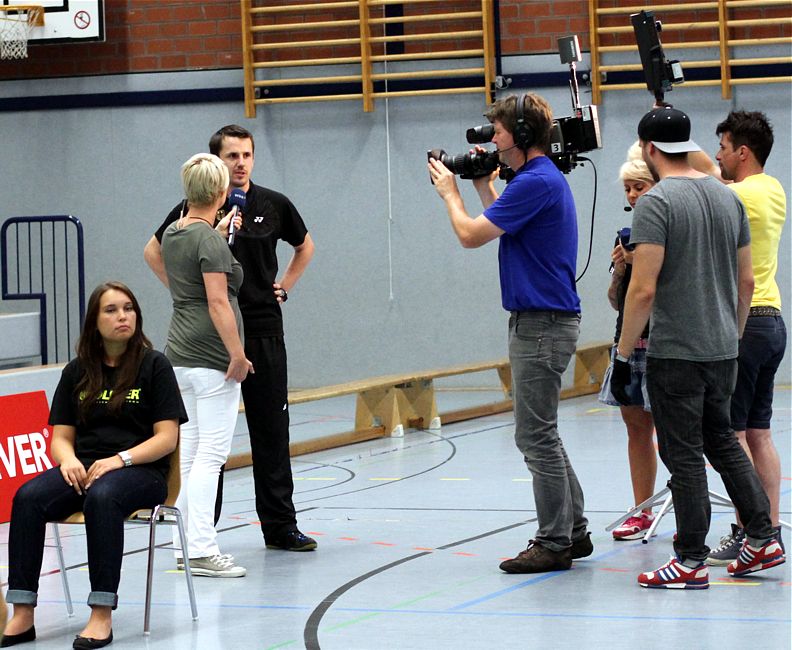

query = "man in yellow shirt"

[{"left": 707, "top": 111, "right": 788, "bottom": 565}]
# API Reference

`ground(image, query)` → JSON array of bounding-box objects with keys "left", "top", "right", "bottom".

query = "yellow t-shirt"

[{"left": 730, "top": 173, "right": 787, "bottom": 309}]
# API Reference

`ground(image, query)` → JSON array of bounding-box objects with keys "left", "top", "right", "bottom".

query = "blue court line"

[
  {"left": 331, "top": 607, "right": 790, "bottom": 625},
  {"left": 445, "top": 503, "right": 792, "bottom": 614},
  {"left": 448, "top": 571, "right": 562, "bottom": 610},
  {"left": 33, "top": 598, "right": 789, "bottom": 625}
]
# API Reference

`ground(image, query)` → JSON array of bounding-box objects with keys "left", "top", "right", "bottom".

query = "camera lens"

[
  {"left": 466, "top": 124, "right": 495, "bottom": 144},
  {"left": 429, "top": 148, "right": 499, "bottom": 179}
]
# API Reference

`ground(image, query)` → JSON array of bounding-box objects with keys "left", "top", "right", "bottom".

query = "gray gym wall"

[{"left": 1, "top": 54, "right": 790, "bottom": 387}]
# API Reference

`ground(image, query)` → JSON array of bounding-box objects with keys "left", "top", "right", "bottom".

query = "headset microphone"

[
  {"left": 495, "top": 143, "right": 520, "bottom": 155},
  {"left": 227, "top": 188, "right": 246, "bottom": 246}
]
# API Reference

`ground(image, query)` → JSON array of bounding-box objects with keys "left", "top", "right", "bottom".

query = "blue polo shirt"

[{"left": 484, "top": 156, "right": 580, "bottom": 313}]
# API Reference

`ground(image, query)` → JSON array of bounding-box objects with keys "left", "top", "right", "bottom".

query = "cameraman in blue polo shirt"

[{"left": 428, "top": 93, "right": 591, "bottom": 573}]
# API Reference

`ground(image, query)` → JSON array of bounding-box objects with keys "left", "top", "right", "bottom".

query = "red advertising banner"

[{"left": 0, "top": 391, "right": 53, "bottom": 523}]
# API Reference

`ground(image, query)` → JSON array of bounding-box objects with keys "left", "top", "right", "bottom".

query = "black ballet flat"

[
  {"left": 72, "top": 630, "right": 113, "bottom": 649},
  {"left": 0, "top": 625, "right": 36, "bottom": 647}
]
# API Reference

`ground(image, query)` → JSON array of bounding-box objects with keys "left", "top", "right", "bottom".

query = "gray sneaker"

[
  {"left": 189, "top": 554, "right": 246, "bottom": 577},
  {"left": 774, "top": 526, "right": 785, "bottom": 555},
  {"left": 706, "top": 524, "right": 745, "bottom": 566}
]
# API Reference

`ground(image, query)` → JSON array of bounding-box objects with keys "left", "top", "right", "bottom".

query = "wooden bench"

[{"left": 226, "top": 341, "right": 612, "bottom": 467}]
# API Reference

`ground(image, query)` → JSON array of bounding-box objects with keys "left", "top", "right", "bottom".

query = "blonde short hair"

[
  {"left": 181, "top": 153, "right": 229, "bottom": 207},
  {"left": 619, "top": 141, "right": 653, "bottom": 185}
]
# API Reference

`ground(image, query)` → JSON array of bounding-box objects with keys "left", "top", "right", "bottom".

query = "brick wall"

[
  {"left": 0, "top": 1, "right": 788, "bottom": 81},
  {"left": 0, "top": 1, "right": 590, "bottom": 80},
  {"left": 0, "top": 0, "right": 242, "bottom": 79}
]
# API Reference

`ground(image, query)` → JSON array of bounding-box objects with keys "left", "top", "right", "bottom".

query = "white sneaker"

[{"left": 189, "top": 554, "right": 246, "bottom": 578}]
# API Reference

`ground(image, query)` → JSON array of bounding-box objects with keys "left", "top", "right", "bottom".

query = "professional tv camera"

[
  {"left": 451, "top": 36, "right": 601, "bottom": 175},
  {"left": 631, "top": 10, "right": 684, "bottom": 103}
]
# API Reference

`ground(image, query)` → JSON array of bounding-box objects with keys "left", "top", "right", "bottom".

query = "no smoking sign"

[{"left": 74, "top": 10, "right": 91, "bottom": 30}]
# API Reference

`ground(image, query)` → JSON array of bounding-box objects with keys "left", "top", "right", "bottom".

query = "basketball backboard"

[{"left": 2, "top": 0, "right": 104, "bottom": 43}]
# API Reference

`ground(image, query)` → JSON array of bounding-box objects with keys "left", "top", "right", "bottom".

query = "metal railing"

[{"left": 1, "top": 215, "right": 85, "bottom": 365}]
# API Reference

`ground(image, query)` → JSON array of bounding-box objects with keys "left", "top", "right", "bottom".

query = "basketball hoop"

[{"left": 0, "top": 5, "right": 44, "bottom": 60}]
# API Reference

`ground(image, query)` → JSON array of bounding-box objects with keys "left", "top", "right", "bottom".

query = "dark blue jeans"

[
  {"left": 6, "top": 465, "right": 166, "bottom": 608},
  {"left": 646, "top": 357, "right": 773, "bottom": 562}
]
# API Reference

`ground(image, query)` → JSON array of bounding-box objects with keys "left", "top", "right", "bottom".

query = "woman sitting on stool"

[{"left": 1, "top": 281, "right": 187, "bottom": 649}]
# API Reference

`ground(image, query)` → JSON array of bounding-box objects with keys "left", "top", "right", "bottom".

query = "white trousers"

[{"left": 172, "top": 366, "right": 241, "bottom": 559}]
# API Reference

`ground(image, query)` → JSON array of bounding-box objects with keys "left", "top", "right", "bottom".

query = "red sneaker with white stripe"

[
  {"left": 727, "top": 538, "right": 785, "bottom": 577},
  {"left": 637, "top": 555, "right": 709, "bottom": 589}
]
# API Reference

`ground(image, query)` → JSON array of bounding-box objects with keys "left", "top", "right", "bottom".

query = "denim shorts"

[{"left": 598, "top": 345, "right": 651, "bottom": 411}]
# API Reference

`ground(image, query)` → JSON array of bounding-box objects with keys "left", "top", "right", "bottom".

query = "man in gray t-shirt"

[
  {"left": 630, "top": 174, "right": 749, "bottom": 361},
  {"left": 611, "top": 107, "right": 782, "bottom": 590}
]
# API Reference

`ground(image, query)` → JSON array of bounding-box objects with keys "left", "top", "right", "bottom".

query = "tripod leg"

[
  {"left": 642, "top": 492, "right": 674, "bottom": 544},
  {"left": 606, "top": 487, "right": 670, "bottom": 532}
]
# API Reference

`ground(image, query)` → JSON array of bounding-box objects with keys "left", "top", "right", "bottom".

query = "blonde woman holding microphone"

[{"left": 160, "top": 153, "right": 252, "bottom": 578}]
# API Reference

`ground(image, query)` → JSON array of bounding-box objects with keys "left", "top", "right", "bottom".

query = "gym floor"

[{"left": 2, "top": 388, "right": 790, "bottom": 649}]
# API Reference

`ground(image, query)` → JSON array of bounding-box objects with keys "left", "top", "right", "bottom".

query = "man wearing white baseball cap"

[{"left": 610, "top": 106, "right": 784, "bottom": 589}]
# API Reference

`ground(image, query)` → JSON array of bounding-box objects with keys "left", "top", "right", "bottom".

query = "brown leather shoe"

[{"left": 499, "top": 540, "right": 573, "bottom": 574}]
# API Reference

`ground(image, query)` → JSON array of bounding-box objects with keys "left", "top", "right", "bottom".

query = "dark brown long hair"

[{"left": 75, "top": 281, "right": 152, "bottom": 421}]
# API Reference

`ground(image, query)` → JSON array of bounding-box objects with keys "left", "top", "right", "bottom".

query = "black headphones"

[{"left": 513, "top": 93, "right": 535, "bottom": 150}]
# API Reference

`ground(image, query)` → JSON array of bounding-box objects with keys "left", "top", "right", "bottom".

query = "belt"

[{"left": 749, "top": 306, "right": 781, "bottom": 317}]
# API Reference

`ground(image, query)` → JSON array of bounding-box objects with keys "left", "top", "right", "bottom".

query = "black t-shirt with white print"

[{"left": 48, "top": 349, "right": 187, "bottom": 480}]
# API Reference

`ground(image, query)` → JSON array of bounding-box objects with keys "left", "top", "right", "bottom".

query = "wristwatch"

[
  {"left": 615, "top": 351, "right": 630, "bottom": 363},
  {"left": 118, "top": 450, "right": 133, "bottom": 467}
]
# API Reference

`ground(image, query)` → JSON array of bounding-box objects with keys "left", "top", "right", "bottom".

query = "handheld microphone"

[{"left": 227, "top": 188, "right": 246, "bottom": 246}]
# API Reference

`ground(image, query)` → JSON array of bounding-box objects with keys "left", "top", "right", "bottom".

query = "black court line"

[
  {"left": 303, "top": 520, "right": 530, "bottom": 650},
  {"left": 291, "top": 422, "right": 515, "bottom": 505},
  {"left": 295, "top": 430, "right": 457, "bottom": 505},
  {"left": 228, "top": 421, "right": 514, "bottom": 517},
  {"left": 225, "top": 462, "right": 358, "bottom": 514}
]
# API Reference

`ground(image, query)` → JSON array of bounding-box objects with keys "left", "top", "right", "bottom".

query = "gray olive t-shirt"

[
  {"left": 630, "top": 175, "right": 750, "bottom": 362},
  {"left": 161, "top": 221, "right": 244, "bottom": 372}
]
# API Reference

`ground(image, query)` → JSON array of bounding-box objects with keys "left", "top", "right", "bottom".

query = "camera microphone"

[{"left": 227, "top": 188, "right": 246, "bottom": 246}]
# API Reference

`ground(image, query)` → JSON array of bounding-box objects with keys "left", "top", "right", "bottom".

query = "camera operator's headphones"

[{"left": 513, "top": 93, "right": 535, "bottom": 151}]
